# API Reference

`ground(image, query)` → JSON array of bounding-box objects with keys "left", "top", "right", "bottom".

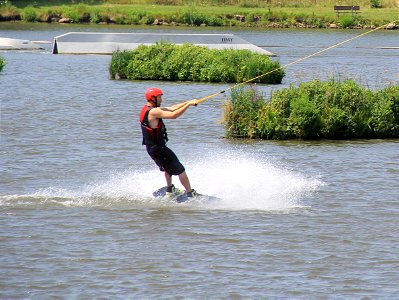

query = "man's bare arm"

[
  {"left": 150, "top": 100, "right": 198, "bottom": 120},
  {"left": 165, "top": 100, "right": 192, "bottom": 112}
]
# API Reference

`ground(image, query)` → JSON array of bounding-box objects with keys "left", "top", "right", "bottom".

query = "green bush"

[
  {"left": 127, "top": 10, "right": 147, "bottom": 25},
  {"left": 339, "top": 16, "right": 358, "bottom": 28},
  {"left": 222, "top": 79, "right": 399, "bottom": 139},
  {"left": 178, "top": 9, "right": 221, "bottom": 26},
  {"left": 110, "top": 42, "right": 285, "bottom": 84},
  {"left": 0, "top": 56, "right": 5, "bottom": 72},
  {"left": 109, "top": 50, "right": 136, "bottom": 79},
  {"left": 255, "top": 104, "right": 278, "bottom": 139},
  {"left": 370, "top": 85, "right": 399, "bottom": 137},
  {"left": 223, "top": 86, "right": 264, "bottom": 138},
  {"left": 370, "top": 0, "right": 382, "bottom": 8},
  {"left": 322, "top": 107, "right": 350, "bottom": 139},
  {"left": 287, "top": 94, "right": 322, "bottom": 139},
  {"left": 61, "top": 4, "right": 91, "bottom": 23},
  {"left": 22, "top": 6, "right": 37, "bottom": 22}
]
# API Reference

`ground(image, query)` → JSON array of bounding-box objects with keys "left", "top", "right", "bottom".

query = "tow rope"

[{"left": 196, "top": 21, "right": 397, "bottom": 104}]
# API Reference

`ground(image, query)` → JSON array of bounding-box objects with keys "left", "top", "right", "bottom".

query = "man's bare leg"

[
  {"left": 165, "top": 172, "right": 172, "bottom": 187},
  {"left": 178, "top": 171, "right": 192, "bottom": 192}
]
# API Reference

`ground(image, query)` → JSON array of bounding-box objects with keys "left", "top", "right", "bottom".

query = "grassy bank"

[
  {"left": 0, "top": 0, "right": 397, "bottom": 29},
  {"left": 223, "top": 80, "right": 399, "bottom": 140},
  {"left": 110, "top": 42, "right": 285, "bottom": 83}
]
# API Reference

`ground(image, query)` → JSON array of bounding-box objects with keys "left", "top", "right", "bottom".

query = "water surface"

[{"left": 1, "top": 24, "right": 398, "bottom": 298}]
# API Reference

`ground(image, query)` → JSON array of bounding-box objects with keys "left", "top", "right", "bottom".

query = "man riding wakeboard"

[{"left": 140, "top": 87, "right": 198, "bottom": 199}]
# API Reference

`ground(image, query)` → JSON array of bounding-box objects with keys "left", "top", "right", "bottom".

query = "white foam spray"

[
  {"left": 183, "top": 151, "right": 322, "bottom": 210},
  {"left": 2, "top": 149, "right": 323, "bottom": 211}
]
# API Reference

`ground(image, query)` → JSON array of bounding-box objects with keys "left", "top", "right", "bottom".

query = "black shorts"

[{"left": 146, "top": 145, "right": 185, "bottom": 176}]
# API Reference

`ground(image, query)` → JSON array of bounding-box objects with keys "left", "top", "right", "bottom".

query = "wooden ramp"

[
  {"left": 0, "top": 37, "right": 44, "bottom": 50},
  {"left": 52, "top": 32, "right": 275, "bottom": 56}
]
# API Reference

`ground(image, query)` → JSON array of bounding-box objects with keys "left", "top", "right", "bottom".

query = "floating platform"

[
  {"left": 52, "top": 32, "right": 275, "bottom": 56},
  {"left": 0, "top": 37, "right": 44, "bottom": 50}
]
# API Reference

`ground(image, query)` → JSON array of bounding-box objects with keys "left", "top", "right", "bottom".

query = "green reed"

[
  {"left": 223, "top": 79, "right": 399, "bottom": 139},
  {"left": 109, "top": 42, "right": 285, "bottom": 84},
  {"left": 0, "top": 56, "right": 5, "bottom": 72}
]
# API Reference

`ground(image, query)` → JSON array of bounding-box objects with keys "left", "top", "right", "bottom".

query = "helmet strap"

[{"left": 149, "top": 96, "right": 159, "bottom": 107}]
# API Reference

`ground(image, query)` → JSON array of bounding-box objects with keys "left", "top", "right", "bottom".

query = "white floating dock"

[
  {"left": 0, "top": 37, "right": 44, "bottom": 50},
  {"left": 52, "top": 32, "right": 275, "bottom": 56}
]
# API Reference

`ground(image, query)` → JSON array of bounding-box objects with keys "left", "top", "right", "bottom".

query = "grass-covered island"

[
  {"left": 110, "top": 42, "right": 285, "bottom": 83},
  {"left": 223, "top": 79, "right": 399, "bottom": 139}
]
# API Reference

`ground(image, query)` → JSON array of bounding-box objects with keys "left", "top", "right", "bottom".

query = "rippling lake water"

[{"left": 1, "top": 23, "right": 399, "bottom": 298}]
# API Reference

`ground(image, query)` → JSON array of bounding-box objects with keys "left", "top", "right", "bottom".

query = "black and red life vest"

[{"left": 139, "top": 105, "right": 168, "bottom": 146}]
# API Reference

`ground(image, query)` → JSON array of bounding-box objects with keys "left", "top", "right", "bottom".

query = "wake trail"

[{"left": 1, "top": 151, "right": 323, "bottom": 211}]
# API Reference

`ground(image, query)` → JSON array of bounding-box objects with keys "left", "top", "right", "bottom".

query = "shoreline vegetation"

[
  {"left": 109, "top": 42, "right": 285, "bottom": 83},
  {"left": 223, "top": 80, "right": 399, "bottom": 140},
  {"left": 0, "top": 0, "right": 398, "bottom": 30}
]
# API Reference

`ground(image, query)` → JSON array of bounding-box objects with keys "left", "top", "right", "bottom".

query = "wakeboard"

[
  {"left": 152, "top": 187, "right": 220, "bottom": 203},
  {"left": 152, "top": 186, "right": 183, "bottom": 198},
  {"left": 176, "top": 193, "right": 222, "bottom": 203}
]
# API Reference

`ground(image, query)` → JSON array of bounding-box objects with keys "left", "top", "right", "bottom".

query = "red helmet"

[{"left": 145, "top": 88, "right": 163, "bottom": 101}]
